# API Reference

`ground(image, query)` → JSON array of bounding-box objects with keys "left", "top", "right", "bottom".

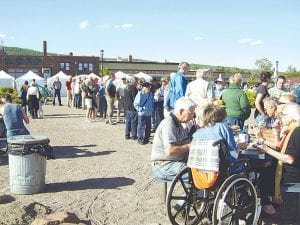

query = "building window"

[
  {"left": 66, "top": 63, "right": 70, "bottom": 71},
  {"left": 83, "top": 63, "right": 88, "bottom": 69},
  {"left": 89, "top": 63, "right": 93, "bottom": 71},
  {"left": 79, "top": 63, "right": 83, "bottom": 71},
  {"left": 60, "top": 63, "right": 65, "bottom": 70}
]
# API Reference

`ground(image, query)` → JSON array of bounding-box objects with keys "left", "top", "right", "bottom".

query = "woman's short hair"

[
  {"left": 196, "top": 103, "right": 227, "bottom": 128},
  {"left": 263, "top": 96, "right": 279, "bottom": 108},
  {"left": 229, "top": 73, "right": 242, "bottom": 85},
  {"left": 260, "top": 71, "right": 272, "bottom": 82}
]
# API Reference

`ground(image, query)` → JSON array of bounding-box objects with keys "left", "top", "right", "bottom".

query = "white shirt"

[
  {"left": 27, "top": 86, "right": 39, "bottom": 99},
  {"left": 185, "top": 78, "right": 214, "bottom": 107}
]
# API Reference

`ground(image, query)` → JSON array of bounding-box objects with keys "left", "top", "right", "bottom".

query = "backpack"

[{"left": 187, "top": 140, "right": 220, "bottom": 189}]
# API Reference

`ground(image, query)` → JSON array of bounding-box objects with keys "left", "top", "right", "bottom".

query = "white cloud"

[
  {"left": 121, "top": 23, "right": 133, "bottom": 29},
  {"left": 251, "top": 39, "right": 263, "bottom": 45},
  {"left": 194, "top": 36, "right": 203, "bottom": 41},
  {"left": 238, "top": 38, "right": 263, "bottom": 46},
  {"left": 0, "top": 33, "right": 6, "bottom": 38},
  {"left": 97, "top": 24, "right": 111, "bottom": 29},
  {"left": 79, "top": 20, "right": 89, "bottom": 29}
]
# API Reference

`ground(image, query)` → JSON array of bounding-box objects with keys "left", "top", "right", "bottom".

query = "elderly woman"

[
  {"left": 193, "top": 104, "right": 245, "bottom": 163},
  {"left": 259, "top": 104, "right": 300, "bottom": 212},
  {"left": 221, "top": 73, "right": 251, "bottom": 129}
]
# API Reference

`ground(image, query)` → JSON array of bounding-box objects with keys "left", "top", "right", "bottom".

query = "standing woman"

[
  {"left": 221, "top": 73, "right": 251, "bottom": 129},
  {"left": 254, "top": 71, "right": 272, "bottom": 125}
]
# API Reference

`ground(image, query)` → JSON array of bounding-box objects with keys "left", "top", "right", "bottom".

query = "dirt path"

[{"left": 0, "top": 104, "right": 169, "bottom": 225}]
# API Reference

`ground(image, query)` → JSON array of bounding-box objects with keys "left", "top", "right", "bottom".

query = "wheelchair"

[{"left": 166, "top": 139, "right": 261, "bottom": 225}]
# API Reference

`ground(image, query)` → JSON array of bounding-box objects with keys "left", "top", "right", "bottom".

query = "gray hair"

[
  {"left": 178, "top": 62, "right": 189, "bottom": 70},
  {"left": 263, "top": 96, "right": 279, "bottom": 108},
  {"left": 174, "top": 97, "right": 196, "bottom": 112},
  {"left": 282, "top": 103, "right": 300, "bottom": 125},
  {"left": 196, "top": 69, "right": 211, "bottom": 79}
]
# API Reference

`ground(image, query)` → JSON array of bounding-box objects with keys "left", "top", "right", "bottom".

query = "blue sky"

[{"left": 0, "top": 0, "right": 299, "bottom": 71}]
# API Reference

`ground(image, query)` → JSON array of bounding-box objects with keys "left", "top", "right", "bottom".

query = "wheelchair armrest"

[
  {"left": 213, "top": 139, "right": 227, "bottom": 147},
  {"left": 229, "top": 158, "right": 251, "bottom": 171}
]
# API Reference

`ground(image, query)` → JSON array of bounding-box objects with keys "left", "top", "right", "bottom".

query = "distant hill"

[{"left": 2, "top": 46, "right": 59, "bottom": 56}]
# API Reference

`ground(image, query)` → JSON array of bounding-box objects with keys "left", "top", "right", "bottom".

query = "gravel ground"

[
  {"left": 0, "top": 104, "right": 299, "bottom": 225},
  {"left": 0, "top": 103, "right": 169, "bottom": 225}
]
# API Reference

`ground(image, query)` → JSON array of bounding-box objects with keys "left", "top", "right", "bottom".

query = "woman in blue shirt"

[{"left": 192, "top": 104, "right": 243, "bottom": 163}]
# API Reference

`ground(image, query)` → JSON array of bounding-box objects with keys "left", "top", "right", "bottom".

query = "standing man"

[
  {"left": 151, "top": 97, "right": 196, "bottom": 181},
  {"left": 268, "top": 75, "right": 289, "bottom": 98},
  {"left": 105, "top": 73, "right": 117, "bottom": 125},
  {"left": 52, "top": 77, "right": 62, "bottom": 106},
  {"left": 165, "top": 62, "right": 189, "bottom": 113},
  {"left": 65, "top": 76, "right": 72, "bottom": 107},
  {"left": 185, "top": 68, "right": 215, "bottom": 107},
  {"left": 134, "top": 82, "right": 154, "bottom": 145},
  {"left": 124, "top": 77, "right": 138, "bottom": 140},
  {"left": 116, "top": 76, "right": 127, "bottom": 123}
]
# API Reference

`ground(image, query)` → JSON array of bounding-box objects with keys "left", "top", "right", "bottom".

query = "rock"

[
  {"left": 31, "top": 218, "right": 60, "bottom": 225},
  {"left": 45, "top": 211, "right": 81, "bottom": 224},
  {"left": 0, "top": 194, "right": 15, "bottom": 204}
]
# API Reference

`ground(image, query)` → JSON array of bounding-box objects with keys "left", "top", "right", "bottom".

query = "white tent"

[
  {"left": 134, "top": 72, "right": 152, "bottom": 82},
  {"left": 15, "top": 71, "right": 44, "bottom": 91},
  {"left": 0, "top": 70, "right": 14, "bottom": 88},
  {"left": 47, "top": 71, "right": 70, "bottom": 97},
  {"left": 87, "top": 72, "right": 100, "bottom": 80}
]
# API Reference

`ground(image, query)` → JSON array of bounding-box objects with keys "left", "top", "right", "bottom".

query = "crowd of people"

[{"left": 1, "top": 61, "right": 300, "bottom": 220}]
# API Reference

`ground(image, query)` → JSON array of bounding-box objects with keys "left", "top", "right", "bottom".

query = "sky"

[{"left": 0, "top": 0, "right": 299, "bottom": 71}]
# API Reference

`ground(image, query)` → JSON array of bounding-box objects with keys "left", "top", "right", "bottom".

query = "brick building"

[{"left": 0, "top": 41, "right": 99, "bottom": 79}]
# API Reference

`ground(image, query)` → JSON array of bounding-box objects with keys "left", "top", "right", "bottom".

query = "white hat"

[{"left": 215, "top": 74, "right": 224, "bottom": 83}]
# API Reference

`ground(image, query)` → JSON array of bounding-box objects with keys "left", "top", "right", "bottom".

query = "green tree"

[
  {"left": 254, "top": 58, "right": 273, "bottom": 72},
  {"left": 99, "top": 66, "right": 110, "bottom": 76},
  {"left": 246, "top": 74, "right": 257, "bottom": 87}
]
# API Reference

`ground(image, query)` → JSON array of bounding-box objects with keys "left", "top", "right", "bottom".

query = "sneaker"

[
  {"left": 125, "top": 136, "right": 130, "bottom": 140},
  {"left": 131, "top": 136, "right": 137, "bottom": 140}
]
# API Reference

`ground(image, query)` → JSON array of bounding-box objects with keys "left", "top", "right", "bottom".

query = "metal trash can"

[{"left": 7, "top": 135, "right": 54, "bottom": 194}]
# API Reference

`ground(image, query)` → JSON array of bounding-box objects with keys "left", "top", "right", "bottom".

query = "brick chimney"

[
  {"left": 43, "top": 41, "right": 47, "bottom": 56},
  {"left": 69, "top": 52, "right": 73, "bottom": 56},
  {"left": 128, "top": 54, "right": 132, "bottom": 62}
]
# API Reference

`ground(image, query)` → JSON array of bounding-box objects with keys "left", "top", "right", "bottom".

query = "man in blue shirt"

[{"left": 165, "top": 62, "right": 189, "bottom": 114}]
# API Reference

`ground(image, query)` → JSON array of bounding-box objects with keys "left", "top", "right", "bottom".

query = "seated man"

[
  {"left": 0, "top": 94, "right": 30, "bottom": 138},
  {"left": 151, "top": 97, "right": 196, "bottom": 181}
]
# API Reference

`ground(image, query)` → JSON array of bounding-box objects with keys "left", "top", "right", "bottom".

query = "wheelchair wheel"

[
  {"left": 212, "top": 174, "right": 258, "bottom": 225},
  {"left": 166, "top": 167, "right": 209, "bottom": 225}
]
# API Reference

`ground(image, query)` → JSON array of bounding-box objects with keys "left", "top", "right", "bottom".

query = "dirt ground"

[
  {"left": 0, "top": 103, "right": 171, "bottom": 225},
  {"left": 0, "top": 103, "right": 299, "bottom": 225}
]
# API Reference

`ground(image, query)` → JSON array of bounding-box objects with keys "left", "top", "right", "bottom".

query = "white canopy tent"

[
  {"left": 0, "top": 70, "right": 14, "bottom": 88},
  {"left": 134, "top": 72, "right": 153, "bottom": 82},
  {"left": 15, "top": 71, "right": 44, "bottom": 91},
  {"left": 47, "top": 71, "right": 70, "bottom": 97}
]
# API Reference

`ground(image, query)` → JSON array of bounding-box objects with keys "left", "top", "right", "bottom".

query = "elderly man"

[
  {"left": 185, "top": 68, "right": 215, "bottom": 107},
  {"left": 52, "top": 77, "right": 62, "bottom": 106},
  {"left": 151, "top": 96, "right": 196, "bottom": 181},
  {"left": 268, "top": 75, "right": 289, "bottom": 98},
  {"left": 165, "top": 62, "right": 189, "bottom": 113}
]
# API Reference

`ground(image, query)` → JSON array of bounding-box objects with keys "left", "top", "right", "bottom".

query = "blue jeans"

[
  {"left": 152, "top": 101, "right": 164, "bottom": 129},
  {"left": 125, "top": 110, "right": 138, "bottom": 138},
  {"left": 152, "top": 161, "right": 188, "bottom": 182},
  {"left": 52, "top": 89, "right": 61, "bottom": 105},
  {"left": 226, "top": 116, "right": 244, "bottom": 130},
  {"left": 137, "top": 115, "right": 151, "bottom": 142}
]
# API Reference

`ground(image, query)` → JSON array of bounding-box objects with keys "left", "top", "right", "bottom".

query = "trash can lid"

[{"left": 7, "top": 135, "right": 49, "bottom": 145}]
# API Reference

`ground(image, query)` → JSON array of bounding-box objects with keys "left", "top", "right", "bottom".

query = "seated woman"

[
  {"left": 258, "top": 103, "right": 300, "bottom": 215},
  {"left": 193, "top": 104, "right": 244, "bottom": 163}
]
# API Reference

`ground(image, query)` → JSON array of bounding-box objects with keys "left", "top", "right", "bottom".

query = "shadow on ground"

[
  {"left": 54, "top": 145, "right": 115, "bottom": 159},
  {"left": 45, "top": 177, "right": 135, "bottom": 193},
  {"left": 43, "top": 113, "right": 85, "bottom": 119}
]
